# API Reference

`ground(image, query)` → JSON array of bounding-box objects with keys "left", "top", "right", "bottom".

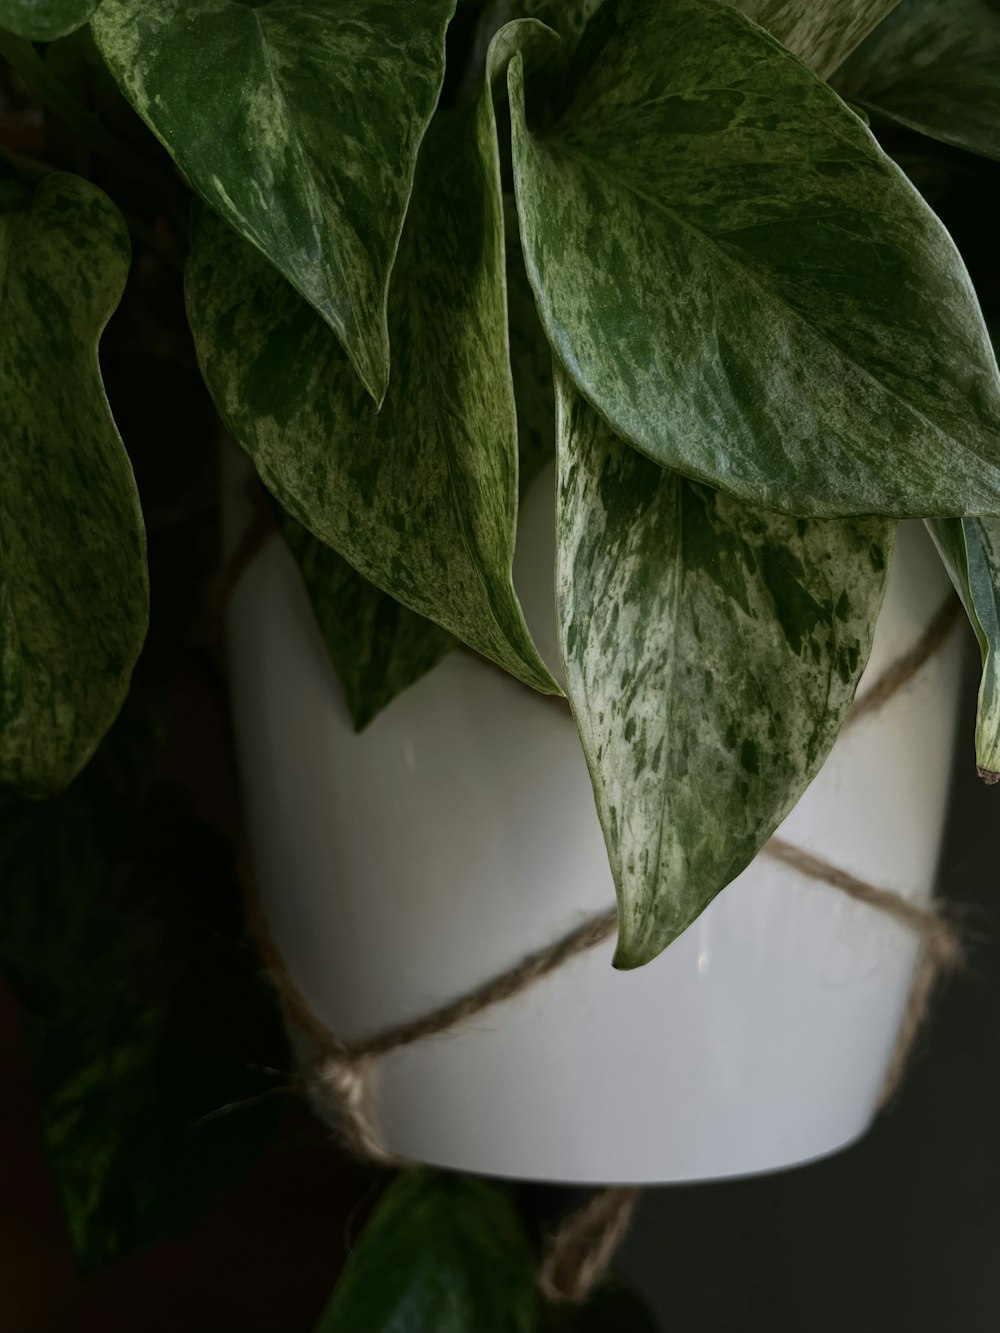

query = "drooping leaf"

[
  {"left": 0, "top": 167, "right": 147, "bottom": 796},
  {"left": 275, "top": 507, "right": 456, "bottom": 732},
  {"left": 835, "top": 0, "right": 1000, "bottom": 162},
  {"left": 504, "top": 0, "right": 1000, "bottom": 518},
  {"left": 737, "top": 0, "right": 902, "bottom": 77},
  {"left": 273, "top": 198, "right": 553, "bottom": 727},
  {"left": 0, "top": 0, "right": 96, "bottom": 39},
  {"left": 555, "top": 370, "right": 893, "bottom": 968},
  {"left": 314, "top": 1170, "right": 539, "bottom": 1333},
  {"left": 91, "top": 0, "right": 456, "bottom": 403},
  {"left": 927, "top": 517, "right": 1000, "bottom": 782},
  {"left": 0, "top": 720, "right": 288, "bottom": 1268},
  {"left": 187, "top": 109, "right": 557, "bottom": 696}
]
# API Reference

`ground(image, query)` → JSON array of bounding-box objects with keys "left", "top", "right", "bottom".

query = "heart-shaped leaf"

[
  {"left": 0, "top": 168, "right": 147, "bottom": 796},
  {"left": 556, "top": 369, "right": 893, "bottom": 968},
  {"left": 0, "top": 0, "right": 95, "bottom": 39},
  {"left": 927, "top": 516, "right": 1000, "bottom": 783},
  {"left": 835, "top": 0, "right": 1000, "bottom": 162},
  {"left": 92, "top": 0, "right": 456, "bottom": 403},
  {"left": 505, "top": 0, "right": 1000, "bottom": 518},
  {"left": 187, "top": 106, "right": 557, "bottom": 696},
  {"left": 737, "top": 0, "right": 902, "bottom": 77},
  {"left": 314, "top": 1170, "right": 539, "bottom": 1333}
]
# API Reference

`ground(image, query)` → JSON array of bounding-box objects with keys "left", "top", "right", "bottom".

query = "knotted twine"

[{"left": 226, "top": 513, "right": 964, "bottom": 1305}]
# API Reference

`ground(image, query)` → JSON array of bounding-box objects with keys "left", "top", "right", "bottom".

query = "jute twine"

[{"left": 226, "top": 516, "right": 964, "bottom": 1304}]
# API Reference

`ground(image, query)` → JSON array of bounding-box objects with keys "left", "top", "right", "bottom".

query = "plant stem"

[{"left": 0, "top": 30, "right": 187, "bottom": 220}]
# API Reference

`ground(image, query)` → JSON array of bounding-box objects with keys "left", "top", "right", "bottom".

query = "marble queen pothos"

[{"left": 1, "top": 0, "right": 1000, "bottom": 971}]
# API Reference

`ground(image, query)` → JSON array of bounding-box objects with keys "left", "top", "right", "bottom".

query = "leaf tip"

[{"left": 977, "top": 765, "right": 1000, "bottom": 786}]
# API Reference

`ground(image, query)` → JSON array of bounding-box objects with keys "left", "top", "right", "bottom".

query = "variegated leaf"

[
  {"left": 91, "top": 0, "right": 456, "bottom": 403},
  {"left": 273, "top": 198, "right": 554, "bottom": 728},
  {"left": 187, "top": 108, "right": 557, "bottom": 696},
  {"left": 927, "top": 517, "right": 1000, "bottom": 783},
  {"left": 834, "top": 0, "right": 1000, "bottom": 162},
  {"left": 737, "top": 0, "right": 902, "bottom": 77},
  {"left": 276, "top": 507, "right": 456, "bottom": 732},
  {"left": 556, "top": 369, "right": 893, "bottom": 968},
  {"left": 0, "top": 0, "right": 96, "bottom": 39},
  {"left": 0, "top": 169, "right": 147, "bottom": 796},
  {"left": 504, "top": 0, "right": 1000, "bottom": 518}
]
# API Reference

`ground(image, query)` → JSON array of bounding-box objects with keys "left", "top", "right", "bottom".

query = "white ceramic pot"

[{"left": 226, "top": 463, "right": 963, "bottom": 1185}]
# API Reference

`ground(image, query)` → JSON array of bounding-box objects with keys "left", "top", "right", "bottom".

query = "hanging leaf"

[
  {"left": 556, "top": 369, "right": 893, "bottom": 968},
  {"left": 834, "top": 0, "right": 1000, "bottom": 162},
  {"left": 927, "top": 517, "right": 1000, "bottom": 783},
  {"left": 272, "top": 198, "right": 554, "bottom": 727},
  {"left": 91, "top": 0, "right": 456, "bottom": 403},
  {"left": 737, "top": 0, "right": 902, "bottom": 77},
  {"left": 0, "top": 722, "right": 288, "bottom": 1268},
  {"left": 187, "top": 108, "right": 557, "bottom": 696},
  {"left": 0, "top": 167, "right": 147, "bottom": 796},
  {"left": 503, "top": 0, "right": 1000, "bottom": 519},
  {"left": 314, "top": 1170, "right": 539, "bottom": 1333},
  {"left": 275, "top": 507, "right": 456, "bottom": 731},
  {"left": 0, "top": 0, "right": 96, "bottom": 39}
]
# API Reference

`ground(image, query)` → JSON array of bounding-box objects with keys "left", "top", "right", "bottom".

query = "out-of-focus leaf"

[
  {"left": 314, "top": 1170, "right": 539, "bottom": 1333},
  {"left": 836, "top": 0, "right": 1000, "bottom": 161},
  {"left": 0, "top": 166, "right": 147, "bottom": 795},
  {"left": 0, "top": 723, "right": 288, "bottom": 1268},
  {"left": 927, "top": 516, "right": 1000, "bottom": 782},
  {"left": 738, "top": 0, "right": 902, "bottom": 77},
  {"left": 0, "top": 0, "right": 96, "bottom": 40}
]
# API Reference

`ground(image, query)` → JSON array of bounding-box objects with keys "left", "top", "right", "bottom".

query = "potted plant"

[{"left": 1, "top": 0, "right": 999, "bottom": 1323}]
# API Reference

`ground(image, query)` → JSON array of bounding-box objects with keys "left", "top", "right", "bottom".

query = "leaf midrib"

[
  {"left": 551, "top": 136, "right": 995, "bottom": 467},
  {"left": 249, "top": 7, "right": 358, "bottom": 331}
]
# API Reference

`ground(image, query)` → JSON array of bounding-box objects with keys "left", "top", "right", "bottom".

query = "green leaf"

[
  {"left": 0, "top": 168, "right": 147, "bottom": 796},
  {"left": 0, "top": 0, "right": 96, "bottom": 39},
  {"left": 272, "top": 202, "right": 551, "bottom": 728},
  {"left": 834, "top": 0, "right": 1000, "bottom": 162},
  {"left": 91, "top": 0, "right": 456, "bottom": 404},
  {"left": 314, "top": 1170, "right": 539, "bottom": 1333},
  {"left": 276, "top": 506, "right": 456, "bottom": 731},
  {"left": 0, "top": 725, "right": 288, "bottom": 1268},
  {"left": 737, "top": 0, "right": 902, "bottom": 77},
  {"left": 506, "top": 195, "right": 556, "bottom": 496},
  {"left": 504, "top": 0, "right": 1000, "bottom": 519},
  {"left": 187, "top": 108, "right": 558, "bottom": 696},
  {"left": 927, "top": 517, "right": 1000, "bottom": 782},
  {"left": 556, "top": 370, "right": 893, "bottom": 968}
]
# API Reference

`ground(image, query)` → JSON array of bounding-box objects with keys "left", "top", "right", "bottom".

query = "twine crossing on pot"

[{"left": 226, "top": 512, "right": 964, "bottom": 1304}]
